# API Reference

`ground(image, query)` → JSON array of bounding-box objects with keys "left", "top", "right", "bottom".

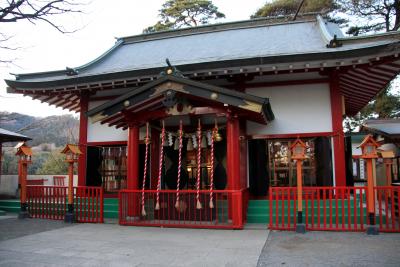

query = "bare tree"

[{"left": 0, "top": 0, "right": 83, "bottom": 62}]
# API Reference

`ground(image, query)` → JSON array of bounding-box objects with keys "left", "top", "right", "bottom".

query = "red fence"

[
  {"left": 375, "top": 186, "right": 400, "bottom": 232},
  {"left": 26, "top": 185, "right": 104, "bottom": 223},
  {"left": 269, "top": 187, "right": 297, "bottom": 230},
  {"left": 119, "top": 189, "right": 246, "bottom": 229},
  {"left": 269, "top": 186, "right": 400, "bottom": 233},
  {"left": 303, "top": 187, "right": 366, "bottom": 232}
]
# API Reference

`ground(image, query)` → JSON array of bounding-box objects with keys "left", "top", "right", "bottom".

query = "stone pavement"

[
  {"left": 0, "top": 216, "right": 71, "bottom": 242},
  {"left": 0, "top": 220, "right": 268, "bottom": 267},
  {"left": 1, "top": 218, "right": 400, "bottom": 267},
  {"left": 257, "top": 231, "right": 400, "bottom": 267}
]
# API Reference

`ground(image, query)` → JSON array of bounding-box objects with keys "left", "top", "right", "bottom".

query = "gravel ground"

[{"left": 257, "top": 230, "right": 400, "bottom": 267}]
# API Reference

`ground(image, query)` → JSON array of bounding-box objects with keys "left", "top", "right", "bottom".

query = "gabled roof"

[
  {"left": 361, "top": 119, "right": 400, "bottom": 139},
  {"left": 0, "top": 128, "right": 31, "bottom": 143},
  {"left": 7, "top": 15, "right": 400, "bottom": 87},
  {"left": 87, "top": 73, "right": 274, "bottom": 126},
  {"left": 61, "top": 144, "right": 82, "bottom": 155},
  {"left": 5, "top": 15, "right": 400, "bottom": 116},
  {"left": 16, "top": 145, "right": 33, "bottom": 156},
  {"left": 358, "top": 134, "right": 380, "bottom": 148}
]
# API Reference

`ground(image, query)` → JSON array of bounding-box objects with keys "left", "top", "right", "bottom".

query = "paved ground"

[
  {"left": 257, "top": 231, "right": 400, "bottom": 267},
  {"left": 0, "top": 219, "right": 267, "bottom": 267},
  {"left": 0, "top": 218, "right": 399, "bottom": 267},
  {"left": 0, "top": 216, "right": 71, "bottom": 242}
]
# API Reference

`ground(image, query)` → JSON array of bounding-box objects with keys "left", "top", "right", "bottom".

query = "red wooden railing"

[
  {"left": 303, "top": 187, "right": 367, "bottom": 232},
  {"left": 27, "top": 186, "right": 67, "bottom": 220},
  {"left": 119, "top": 189, "right": 246, "bottom": 229},
  {"left": 26, "top": 185, "right": 104, "bottom": 223},
  {"left": 74, "top": 186, "right": 104, "bottom": 223},
  {"left": 270, "top": 186, "right": 400, "bottom": 233},
  {"left": 269, "top": 186, "right": 368, "bottom": 232},
  {"left": 375, "top": 186, "right": 400, "bottom": 233},
  {"left": 269, "top": 187, "right": 297, "bottom": 230}
]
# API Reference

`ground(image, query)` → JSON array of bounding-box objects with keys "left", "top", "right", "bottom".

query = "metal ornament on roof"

[{"left": 160, "top": 58, "right": 184, "bottom": 78}]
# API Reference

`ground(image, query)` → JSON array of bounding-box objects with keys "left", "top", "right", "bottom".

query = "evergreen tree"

[{"left": 144, "top": 0, "right": 225, "bottom": 33}]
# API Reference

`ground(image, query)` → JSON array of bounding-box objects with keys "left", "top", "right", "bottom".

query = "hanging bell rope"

[
  {"left": 209, "top": 120, "right": 217, "bottom": 209},
  {"left": 196, "top": 119, "right": 202, "bottom": 209},
  {"left": 141, "top": 122, "right": 150, "bottom": 216},
  {"left": 155, "top": 120, "right": 165, "bottom": 210},
  {"left": 175, "top": 120, "right": 183, "bottom": 210}
]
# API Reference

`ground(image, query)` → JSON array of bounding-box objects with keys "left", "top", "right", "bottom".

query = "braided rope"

[
  {"left": 155, "top": 121, "right": 165, "bottom": 210},
  {"left": 141, "top": 123, "right": 150, "bottom": 216},
  {"left": 196, "top": 120, "right": 202, "bottom": 209},
  {"left": 209, "top": 126, "right": 216, "bottom": 209},
  {"left": 175, "top": 120, "right": 183, "bottom": 210}
]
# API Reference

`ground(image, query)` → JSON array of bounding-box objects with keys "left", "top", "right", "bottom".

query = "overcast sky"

[{"left": 0, "top": 0, "right": 269, "bottom": 117}]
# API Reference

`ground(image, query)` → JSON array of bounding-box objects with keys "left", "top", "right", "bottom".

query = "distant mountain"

[{"left": 0, "top": 112, "right": 79, "bottom": 146}]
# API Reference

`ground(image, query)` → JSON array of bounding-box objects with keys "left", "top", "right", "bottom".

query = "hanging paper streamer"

[
  {"left": 192, "top": 134, "right": 197, "bottom": 149},
  {"left": 201, "top": 134, "right": 207, "bottom": 148},
  {"left": 141, "top": 122, "right": 150, "bottom": 216},
  {"left": 155, "top": 121, "right": 165, "bottom": 210},
  {"left": 187, "top": 137, "right": 193, "bottom": 151},
  {"left": 207, "top": 131, "right": 212, "bottom": 146},
  {"left": 196, "top": 119, "right": 202, "bottom": 209},
  {"left": 168, "top": 133, "right": 173, "bottom": 146},
  {"left": 175, "top": 120, "right": 183, "bottom": 210}
]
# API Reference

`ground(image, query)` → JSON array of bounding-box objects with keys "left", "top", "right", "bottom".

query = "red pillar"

[
  {"left": 127, "top": 124, "right": 140, "bottom": 189},
  {"left": 330, "top": 72, "right": 346, "bottom": 186},
  {"left": 226, "top": 116, "right": 241, "bottom": 190},
  {"left": 226, "top": 115, "right": 242, "bottom": 228},
  {"left": 78, "top": 94, "right": 89, "bottom": 186}
]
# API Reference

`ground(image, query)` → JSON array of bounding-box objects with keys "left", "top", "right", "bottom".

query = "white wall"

[
  {"left": 87, "top": 100, "right": 128, "bottom": 142},
  {"left": 246, "top": 83, "right": 332, "bottom": 135},
  {"left": 0, "top": 175, "right": 78, "bottom": 197}
]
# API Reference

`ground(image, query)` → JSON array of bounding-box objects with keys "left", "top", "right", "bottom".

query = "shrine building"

[{"left": 5, "top": 15, "right": 400, "bottom": 226}]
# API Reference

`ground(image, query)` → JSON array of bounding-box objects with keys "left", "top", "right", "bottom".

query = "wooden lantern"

[
  {"left": 61, "top": 144, "right": 82, "bottom": 162},
  {"left": 61, "top": 144, "right": 82, "bottom": 223},
  {"left": 290, "top": 138, "right": 308, "bottom": 160},
  {"left": 15, "top": 142, "right": 32, "bottom": 219},
  {"left": 16, "top": 143, "right": 32, "bottom": 163},
  {"left": 290, "top": 137, "right": 308, "bottom": 233},
  {"left": 358, "top": 135, "right": 379, "bottom": 234},
  {"left": 358, "top": 135, "right": 379, "bottom": 159}
]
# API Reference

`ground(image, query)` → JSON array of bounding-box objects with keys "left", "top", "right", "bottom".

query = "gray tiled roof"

[
  {"left": 8, "top": 16, "right": 400, "bottom": 85},
  {"left": 0, "top": 128, "right": 31, "bottom": 143},
  {"left": 362, "top": 119, "right": 400, "bottom": 136}
]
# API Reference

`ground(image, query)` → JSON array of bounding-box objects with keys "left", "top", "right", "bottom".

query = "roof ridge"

[{"left": 119, "top": 14, "right": 319, "bottom": 44}]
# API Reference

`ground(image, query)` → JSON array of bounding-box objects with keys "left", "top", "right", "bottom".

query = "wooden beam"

[{"left": 342, "top": 71, "right": 386, "bottom": 86}]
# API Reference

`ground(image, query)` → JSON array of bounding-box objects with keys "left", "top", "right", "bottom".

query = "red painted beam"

[
  {"left": 127, "top": 124, "right": 140, "bottom": 190},
  {"left": 78, "top": 93, "right": 89, "bottom": 186},
  {"left": 330, "top": 71, "right": 346, "bottom": 186},
  {"left": 226, "top": 115, "right": 240, "bottom": 190}
]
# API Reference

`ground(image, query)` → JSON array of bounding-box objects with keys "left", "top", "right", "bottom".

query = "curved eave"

[
  {"left": 11, "top": 40, "right": 124, "bottom": 81},
  {"left": 6, "top": 42, "right": 400, "bottom": 90}
]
